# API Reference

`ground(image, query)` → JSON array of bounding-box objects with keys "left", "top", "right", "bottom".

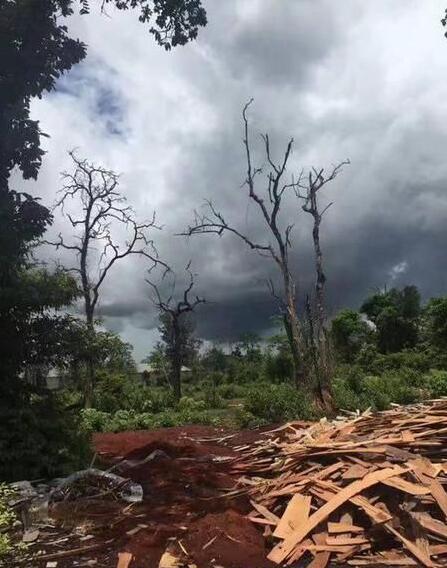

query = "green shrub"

[
  {"left": 363, "top": 373, "right": 421, "bottom": 410},
  {"left": 217, "top": 383, "right": 247, "bottom": 399},
  {"left": 0, "top": 485, "right": 17, "bottom": 559},
  {"left": 231, "top": 408, "right": 267, "bottom": 429},
  {"left": 81, "top": 408, "right": 112, "bottom": 432},
  {"left": 362, "top": 350, "right": 432, "bottom": 375},
  {"left": 425, "top": 369, "right": 447, "bottom": 397},
  {"left": 202, "top": 387, "right": 224, "bottom": 409},
  {"left": 177, "top": 396, "right": 206, "bottom": 412},
  {"left": 126, "top": 385, "right": 175, "bottom": 414},
  {"left": 333, "top": 366, "right": 425, "bottom": 412},
  {"left": 93, "top": 372, "right": 175, "bottom": 414},
  {"left": 333, "top": 378, "right": 370, "bottom": 411},
  {"left": 245, "top": 383, "right": 317, "bottom": 422},
  {"left": 0, "top": 392, "right": 91, "bottom": 481},
  {"left": 228, "top": 361, "right": 262, "bottom": 384}
]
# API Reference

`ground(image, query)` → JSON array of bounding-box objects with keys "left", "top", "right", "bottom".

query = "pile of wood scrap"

[{"left": 233, "top": 399, "right": 447, "bottom": 567}]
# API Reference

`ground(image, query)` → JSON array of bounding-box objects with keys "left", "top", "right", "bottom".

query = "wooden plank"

[
  {"left": 117, "top": 552, "right": 133, "bottom": 568},
  {"left": 326, "top": 536, "right": 368, "bottom": 546},
  {"left": 305, "top": 544, "right": 370, "bottom": 553},
  {"left": 327, "top": 522, "right": 364, "bottom": 534},
  {"left": 306, "top": 549, "right": 331, "bottom": 568},
  {"left": 249, "top": 500, "right": 280, "bottom": 524},
  {"left": 267, "top": 466, "right": 405, "bottom": 564},
  {"left": 381, "top": 477, "right": 431, "bottom": 495},
  {"left": 429, "top": 479, "right": 447, "bottom": 519},
  {"left": 273, "top": 494, "right": 311, "bottom": 539},
  {"left": 352, "top": 495, "right": 393, "bottom": 523},
  {"left": 430, "top": 544, "right": 447, "bottom": 555},
  {"left": 412, "top": 513, "right": 447, "bottom": 539},
  {"left": 306, "top": 533, "right": 331, "bottom": 568},
  {"left": 248, "top": 516, "right": 277, "bottom": 526},
  {"left": 347, "top": 555, "right": 417, "bottom": 566},
  {"left": 285, "top": 538, "right": 313, "bottom": 566},
  {"left": 342, "top": 464, "right": 369, "bottom": 480},
  {"left": 315, "top": 479, "right": 393, "bottom": 524},
  {"left": 385, "top": 524, "right": 435, "bottom": 568}
]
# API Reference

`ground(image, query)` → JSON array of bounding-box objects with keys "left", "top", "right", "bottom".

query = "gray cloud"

[{"left": 24, "top": 0, "right": 447, "bottom": 361}]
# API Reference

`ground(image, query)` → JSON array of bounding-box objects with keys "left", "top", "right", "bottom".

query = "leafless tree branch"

[
  {"left": 146, "top": 264, "right": 205, "bottom": 400},
  {"left": 46, "top": 151, "right": 167, "bottom": 407}
]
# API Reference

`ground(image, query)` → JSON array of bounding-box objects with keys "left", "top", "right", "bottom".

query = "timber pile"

[{"left": 233, "top": 399, "right": 447, "bottom": 567}]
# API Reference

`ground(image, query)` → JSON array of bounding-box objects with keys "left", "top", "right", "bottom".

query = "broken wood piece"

[
  {"left": 33, "top": 540, "right": 114, "bottom": 562},
  {"left": 158, "top": 550, "right": 181, "bottom": 568},
  {"left": 202, "top": 535, "right": 218, "bottom": 550},
  {"left": 117, "top": 552, "right": 133, "bottom": 568},
  {"left": 429, "top": 479, "right": 447, "bottom": 519},
  {"left": 412, "top": 512, "right": 447, "bottom": 539},
  {"left": 248, "top": 516, "right": 277, "bottom": 526},
  {"left": 327, "top": 522, "right": 364, "bottom": 534},
  {"left": 306, "top": 533, "right": 331, "bottom": 568},
  {"left": 342, "top": 464, "right": 369, "bottom": 480},
  {"left": 267, "top": 466, "right": 405, "bottom": 564},
  {"left": 325, "top": 536, "right": 369, "bottom": 546},
  {"left": 273, "top": 494, "right": 311, "bottom": 539},
  {"left": 250, "top": 500, "right": 280, "bottom": 524},
  {"left": 385, "top": 524, "right": 435, "bottom": 568},
  {"left": 381, "top": 476, "right": 431, "bottom": 495}
]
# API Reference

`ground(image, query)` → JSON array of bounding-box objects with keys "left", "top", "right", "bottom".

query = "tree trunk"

[
  {"left": 171, "top": 318, "right": 182, "bottom": 402},
  {"left": 282, "top": 267, "right": 308, "bottom": 391},
  {"left": 84, "top": 308, "right": 95, "bottom": 409},
  {"left": 311, "top": 217, "right": 335, "bottom": 414},
  {"left": 282, "top": 313, "right": 303, "bottom": 389},
  {"left": 313, "top": 219, "right": 326, "bottom": 338},
  {"left": 304, "top": 296, "right": 335, "bottom": 414},
  {"left": 84, "top": 358, "right": 94, "bottom": 409}
]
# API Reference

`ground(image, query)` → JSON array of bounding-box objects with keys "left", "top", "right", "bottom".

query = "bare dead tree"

[
  {"left": 46, "top": 151, "right": 165, "bottom": 407},
  {"left": 181, "top": 101, "right": 349, "bottom": 412},
  {"left": 297, "top": 161, "right": 349, "bottom": 336},
  {"left": 146, "top": 263, "right": 205, "bottom": 402},
  {"left": 182, "top": 99, "right": 313, "bottom": 396},
  {"left": 296, "top": 161, "right": 349, "bottom": 409}
]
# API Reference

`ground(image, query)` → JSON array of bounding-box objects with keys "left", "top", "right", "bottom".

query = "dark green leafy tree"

[
  {"left": 361, "top": 286, "right": 421, "bottom": 353},
  {"left": 64, "top": 321, "right": 136, "bottom": 380},
  {"left": 0, "top": 0, "right": 207, "bottom": 189},
  {"left": 0, "top": 0, "right": 206, "bottom": 479},
  {"left": 0, "top": 0, "right": 86, "bottom": 187},
  {"left": 331, "top": 309, "right": 371, "bottom": 363},
  {"left": 100, "top": 0, "right": 207, "bottom": 50},
  {"left": 0, "top": 263, "right": 90, "bottom": 481},
  {"left": 422, "top": 297, "right": 447, "bottom": 350},
  {"left": 201, "top": 345, "right": 228, "bottom": 374},
  {"left": 235, "top": 333, "right": 262, "bottom": 363},
  {"left": 264, "top": 333, "right": 294, "bottom": 382}
]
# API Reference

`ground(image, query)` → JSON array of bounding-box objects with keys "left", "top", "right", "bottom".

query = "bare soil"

[{"left": 22, "top": 425, "right": 275, "bottom": 568}]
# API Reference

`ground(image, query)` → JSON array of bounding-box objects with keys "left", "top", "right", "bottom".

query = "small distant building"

[
  {"left": 22, "top": 365, "right": 67, "bottom": 391},
  {"left": 135, "top": 363, "right": 192, "bottom": 386}
]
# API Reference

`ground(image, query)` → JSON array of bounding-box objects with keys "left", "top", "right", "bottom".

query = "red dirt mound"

[
  {"left": 27, "top": 425, "right": 272, "bottom": 567},
  {"left": 185, "top": 509, "right": 276, "bottom": 568},
  {"left": 93, "top": 425, "right": 229, "bottom": 459}
]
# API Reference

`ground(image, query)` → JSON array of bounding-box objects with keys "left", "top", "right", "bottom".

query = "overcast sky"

[{"left": 23, "top": 0, "right": 447, "bottom": 361}]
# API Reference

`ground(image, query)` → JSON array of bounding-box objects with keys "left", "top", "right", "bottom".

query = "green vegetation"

[
  {"left": 0, "top": 485, "right": 20, "bottom": 559},
  {"left": 67, "top": 286, "right": 447, "bottom": 434}
]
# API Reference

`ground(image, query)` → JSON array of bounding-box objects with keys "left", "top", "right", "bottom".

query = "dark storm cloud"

[
  {"left": 32, "top": 1, "right": 447, "bottom": 358},
  {"left": 206, "top": 0, "right": 339, "bottom": 87}
]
